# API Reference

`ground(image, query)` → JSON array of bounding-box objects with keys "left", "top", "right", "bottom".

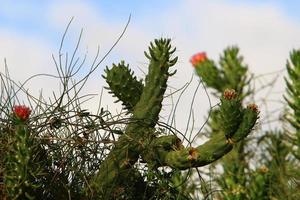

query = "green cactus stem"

[
  {"left": 284, "top": 49, "right": 300, "bottom": 159},
  {"left": 90, "top": 38, "right": 177, "bottom": 198},
  {"left": 219, "top": 46, "right": 249, "bottom": 95},
  {"left": 220, "top": 89, "right": 243, "bottom": 144},
  {"left": 142, "top": 92, "right": 259, "bottom": 170},
  {"left": 192, "top": 47, "right": 257, "bottom": 200},
  {"left": 103, "top": 61, "right": 144, "bottom": 112},
  {"left": 193, "top": 46, "right": 251, "bottom": 98},
  {"left": 195, "top": 58, "right": 224, "bottom": 92},
  {"left": 4, "top": 123, "right": 42, "bottom": 199},
  {"left": 284, "top": 50, "right": 300, "bottom": 131}
]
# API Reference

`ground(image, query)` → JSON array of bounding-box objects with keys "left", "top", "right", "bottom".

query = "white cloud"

[
  {"left": 46, "top": 1, "right": 154, "bottom": 112},
  {"left": 46, "top": 1, "right": 152, "bottom": 66},
  {"left": 152, "top": 1, "right": 300, "bottom": 73},
  {"left": 0, "top": 29, "right": 60, "bottom": 100},
  {"left": 0, "top": 31, "right": 52, "bottom": 74}
]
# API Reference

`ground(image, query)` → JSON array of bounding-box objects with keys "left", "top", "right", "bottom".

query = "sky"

[{"left": 1, "top": 0, "right": 299, "bottom": 134}]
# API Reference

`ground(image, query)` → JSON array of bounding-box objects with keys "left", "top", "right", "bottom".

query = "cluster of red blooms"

[
  {"left": 190, "top": 52, "right": 207, "bottom": 67},
  {"left": 13, "top": 105, "right": 31, "bottom": 121}
]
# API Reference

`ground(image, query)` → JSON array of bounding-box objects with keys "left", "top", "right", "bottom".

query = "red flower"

[
  {"left": 190, "top": 52, "right": 207, "bottom": 67},
  {"left": 13, "top": 105, "right": 31, "bottom": 121}
]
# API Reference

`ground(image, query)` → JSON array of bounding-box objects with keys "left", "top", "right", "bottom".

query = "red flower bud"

[
  {"left": 259, "top": 165, "right": 269, "bottom": 173},
  {"left": 190, "top": 52, "right": 207, "bottom": 67},
  {"left": 13, "top": 105, "right": 31, "bottom": 121},
  {"left": 187, "top": 147, "right": 198, "bottom": 161},
  {"left": 223, "top": 89, "right": 237, "bottom": 100},
  {"left": 247, "top": 103, "right": 259, "bottom": 113}
]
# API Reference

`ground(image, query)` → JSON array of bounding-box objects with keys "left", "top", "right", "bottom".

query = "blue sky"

[
  {"left": 2, "top": 0, "right": 300, "bottom": 44},
  {"left": 1, "top": 0, "right": 299, "bottom": 131}
]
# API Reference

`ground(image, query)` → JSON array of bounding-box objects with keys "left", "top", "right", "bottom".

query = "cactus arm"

[
  {"left": 103, "top": 61, "right": 144, "bottom": 112},
  {"left": 284, "top": 50, "right": 300, "bottom": 131},
  {"left": 284, "top": 50, "right": 300, "bottom": 160},
  {"left": 195, "top": 59, "right": 224, "bottom": 92},
  {"left": 164, "top": 134, "right": 233, "bottom": 169},
  {"left": 142, "top": 98, "right": 259, "bottom": 170},
  {"left": 131, "top": 38, "right": 177, "bottom": 127},
  {"left": 193, "top": 47, "right": 251, "bottom": 99},
  {"left": 147, "top": 111, "right": 257, "bottom": 170},
  {"left": 219, "top": 89, "right": 243, "bottom": 142},
  {"left": 219, "top": 46, "right": 248, "bottom": 94}
]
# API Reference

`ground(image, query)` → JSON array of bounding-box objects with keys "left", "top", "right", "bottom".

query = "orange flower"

[
  {"left": 13, "top": 105, "right": 31, "bottom": 121},
  {"left": 190, "top": 52, "right": 207, "bottom": 67}
]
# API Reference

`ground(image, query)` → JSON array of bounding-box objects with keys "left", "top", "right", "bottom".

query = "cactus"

[
  {"left": 89, "top": 39, "right": 258, "bottom": 198},
  {"left": 191, "top": 48, "right": 256, "bottom": 199},
  {"left": 284, "top": 50, "right": 300, "bottom": 158},
  {"left": 3, "top": 106, "right": 43, "bottom": 199},
  {"left": 192, "top": 46, "right": 300, "bottom": 200}
]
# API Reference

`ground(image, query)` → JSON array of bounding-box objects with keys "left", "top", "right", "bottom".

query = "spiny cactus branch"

[
  {"left": 91, "top": 38, "right": 178, "bottom": 198},
  {"left": 103, "top": 61, "right": 144, "bottom": 112},
  {"left": 284, "top": 50, "right": 300, "bottom": 131},
  {"left": 192, "top": 47, "right": 251, "bottom": 99},
  {"left": 142, "top": 93, "right": 259, "bottom": 170}
]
